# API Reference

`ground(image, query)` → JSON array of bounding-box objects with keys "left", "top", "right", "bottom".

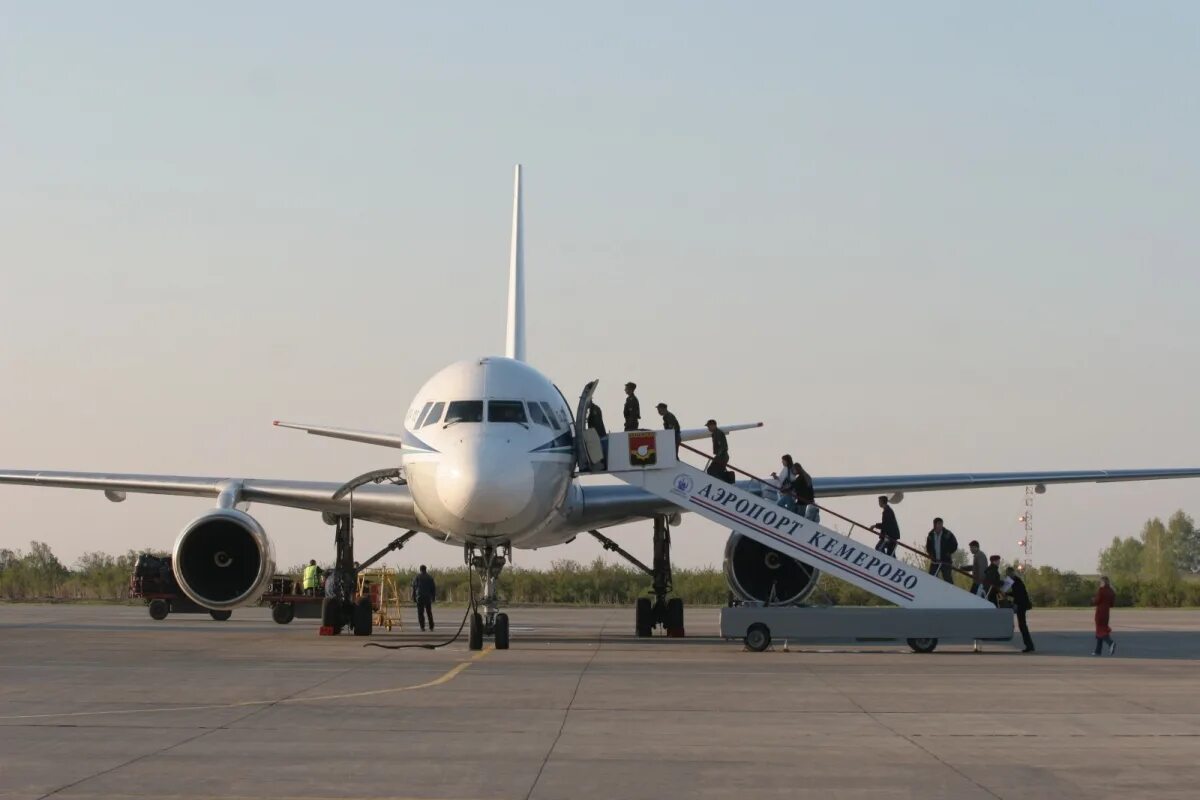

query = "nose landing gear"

[{"left": 466, "top": 542, "right": 511, "bottom": 650}]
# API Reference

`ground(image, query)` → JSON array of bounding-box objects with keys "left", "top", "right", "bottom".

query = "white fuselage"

[{"left": 399, "top": 357, "right": 580, "bottom": 548}]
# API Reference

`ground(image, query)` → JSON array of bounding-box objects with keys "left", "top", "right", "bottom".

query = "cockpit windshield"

[
  {"left": 527, "top": 402, "right": 551, "bottom": 428},
  {"left": 421, "top": 401, "right": 445, "bottom": 428},
  {"left": 444, "top": 400, "right": 484, "bottom": 425},
  {"left": 488, "top": 400, "right": 528, "bottom": 424}
]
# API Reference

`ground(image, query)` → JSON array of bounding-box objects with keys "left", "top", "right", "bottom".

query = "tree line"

[
  {"left": 2, "top": 510, "right": 1199, "bottom": 607},
  {"left": 1094, "top": 510, "right": 1200, "bottom": 607}
]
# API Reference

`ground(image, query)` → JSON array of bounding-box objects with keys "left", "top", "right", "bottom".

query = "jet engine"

[
  {"left": 723, "top": 532, "right": 819, "bottom": 605},
  {"left": 172, "top": 508, "right": 274, "bottom": 610}
]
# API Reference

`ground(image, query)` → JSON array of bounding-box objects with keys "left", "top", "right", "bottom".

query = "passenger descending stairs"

[{"left": 604, "top": 431, "right": 990, "bottom": 610}]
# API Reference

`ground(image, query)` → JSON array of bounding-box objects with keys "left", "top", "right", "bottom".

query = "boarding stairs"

[{"left": 603, "top": 430, "right": 991, "bottom": 610}]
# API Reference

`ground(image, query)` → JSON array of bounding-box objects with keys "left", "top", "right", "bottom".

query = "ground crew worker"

[
  {"left": 870, "top": 496, "right": 900, "bottom": 556},
  {"left": 925, "top": 518, "right": 958, "bottom": 583},
  {"left": 705, "top": 419, "right": 731, "bottom": 482},
  {"left": 623, "top": 382, "right": 641, "bottom": 431},
  {"left": 656, "top": 403, "right": 681, "bottom": 454},
  {"left": 302, "top": 559, "right": 322, "bottom": 596},
  {"left": 411, "top": 565, "right": 436, "bottom": 632}
]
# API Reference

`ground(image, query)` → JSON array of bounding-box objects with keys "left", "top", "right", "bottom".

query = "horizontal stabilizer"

[
  {"left": 679, "top": 421, "right": 763, "bottom": 443},
  {"left": 273, "top": 420, "right": 405, "bottom": 449}
]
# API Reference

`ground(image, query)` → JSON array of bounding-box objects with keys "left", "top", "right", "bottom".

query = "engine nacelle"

[
  {"left": 723, "top": 532, "right": 820, "bottom": 605},
  {"left": 172, "top": 508, "right": 274, "bottom": 611}
]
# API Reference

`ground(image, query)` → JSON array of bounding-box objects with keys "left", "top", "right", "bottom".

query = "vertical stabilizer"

[{"left": 505, "top": 164, "right": 526, "bottom": 361}]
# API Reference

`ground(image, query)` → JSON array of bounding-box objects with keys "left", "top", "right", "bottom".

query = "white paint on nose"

[{"left": 435, "top": 439, "right": 534, "bottom": 524}]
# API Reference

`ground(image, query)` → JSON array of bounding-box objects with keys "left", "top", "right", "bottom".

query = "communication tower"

[{"left": 1016, "top": 485, "right": 1035, "bottom": 570}]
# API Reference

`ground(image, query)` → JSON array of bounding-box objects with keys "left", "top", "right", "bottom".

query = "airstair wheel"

[{"left": 745, "top": 623, "right": 771, "bottom": 652}]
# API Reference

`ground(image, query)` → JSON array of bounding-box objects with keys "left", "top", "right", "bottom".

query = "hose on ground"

[{"left": 363, "top": 568, "right": 477, "bottom": 651}]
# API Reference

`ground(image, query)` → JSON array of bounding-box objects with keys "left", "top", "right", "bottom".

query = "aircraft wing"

[
  {"left": 272, "top": 420, "right": 406, "bottom": 449},
  {"left": 0, "top": 470, "right": 418, "bottom": 527},
  {"left": 811, "top": 467, "right": 1200, "bottom": 498},
  {"left": 678, "top": 422, "right": 762, "bottom": 442},
  {"left": 575, "top": 466, "right": 1200, "bottom": 532}
]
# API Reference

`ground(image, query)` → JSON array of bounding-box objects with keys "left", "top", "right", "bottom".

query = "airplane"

[{"left": 4, "top": 164, "right": 1200, "bottom": 649}]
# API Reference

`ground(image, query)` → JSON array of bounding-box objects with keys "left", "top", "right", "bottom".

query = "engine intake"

[
  {"left": 723, "top": 532, "right": 819, "bottom": 605},
  {"left": 172, "top": 508, "right": 273, "bottom": 610}
]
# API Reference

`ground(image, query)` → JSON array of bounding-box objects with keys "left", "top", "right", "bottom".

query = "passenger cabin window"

[
  {"left": 421, "top": 401, "right": 445, "bottom": 428},
  {"left": 527, "top": 402, "right": 551, "bottom": 428},
  {"left": 488, "top": 400, "right": 527, "bottom": 424},
  {"left": 444, "top": 400, "right": 484, "bottom": 424},
  {"left": 414, "top": 401, "right": 434, "bottom": 429}
]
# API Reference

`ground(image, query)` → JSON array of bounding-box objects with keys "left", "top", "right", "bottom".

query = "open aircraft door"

[{"left": 575, "top": 379, "right": 604, "bottom": 472}]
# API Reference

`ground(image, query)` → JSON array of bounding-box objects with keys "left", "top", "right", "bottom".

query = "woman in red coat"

[{"left": 1092, "top": 576, "right": 1117, "bottom": 656}]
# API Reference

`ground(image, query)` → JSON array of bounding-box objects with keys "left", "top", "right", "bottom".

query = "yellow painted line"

[
  {"left": 60, "top": 796, "right": 483, "bottom": 800},
  {"left": 0, "top": 647, "right": 493, "bottom": 722}
]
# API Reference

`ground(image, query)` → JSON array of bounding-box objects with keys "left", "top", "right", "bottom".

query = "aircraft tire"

[
  {"left": 148, "top": 599, "right": 169, "bottom": 621},
  {"left": 635, "top": 597, "right": 652, "bottom": 637},
  {"left": 352, "top": 597, "right": 373, "bottom": 636},
  {"left": 494, "top": 613, "right": 510, "bottom": 650},
  {"left": 665, "top": 598, "right": 684, "bottom": 636},
  {"left": 321, "top": 597, "right": 341, "bottom": 632},
  {"left": 469, "top": 612, "right": 484, "bottom": 651}
]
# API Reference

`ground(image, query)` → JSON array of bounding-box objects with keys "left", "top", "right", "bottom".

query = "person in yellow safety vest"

[{"left": 302, "top": 559, "right": 322, "bottom": 596}]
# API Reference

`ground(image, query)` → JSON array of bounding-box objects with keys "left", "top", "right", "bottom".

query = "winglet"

[{"left": 505, "top": 164, "right": 526, "bottom": 362}]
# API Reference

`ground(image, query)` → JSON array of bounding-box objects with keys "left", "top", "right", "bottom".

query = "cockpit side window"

[
  {"left": 527, "top": 401, "right": 551, "bottom": 428},
  {"left": 444, "top": 400, "right": 484, "bottom": 424},
  {"left": 540, "top": 402, "right": 563, "bottom": 431},
  {"left": 421, "top": 401, "right": 445, "bottom": 428},
  {"left": 414, "top": 401, "right": 434, "bottom": 429},
  {"left": 488, "top": 400, "right": 527, "bottom": 424}
]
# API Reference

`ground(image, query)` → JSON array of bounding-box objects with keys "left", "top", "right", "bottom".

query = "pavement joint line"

[
  {"left": 522, "top": 609, "right": 609, "bottom": 800},
  {"left": 32, "top": 644, "right": 491, "bottom": 798},
  {"left": 0, "top": 647, "right": 493, "bottom": 722},
  {"left": 33, "top": 649, "right": 381, "bottom": 799},
  {"left": 798, "top": 656, "right": 1007, "bottom": 800}
]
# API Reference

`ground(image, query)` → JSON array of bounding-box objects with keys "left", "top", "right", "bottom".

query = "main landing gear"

[
  {"left": 466, "top": 543, "right": 511, "bottom": 651},
  {"left": 591, "top": 514, "right": 684, "bottom": 638},
  {"left": 319, "top": 515, "right": 373, "bottom": 636}
]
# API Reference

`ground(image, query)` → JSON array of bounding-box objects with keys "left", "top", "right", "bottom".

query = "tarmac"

[{"left": 2, "top": 604, "right": 1199, "bottom": 800}]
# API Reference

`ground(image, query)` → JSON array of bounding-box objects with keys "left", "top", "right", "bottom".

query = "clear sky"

[{"left": 2, "top": 2, "right": 1197, "bottom": 575}]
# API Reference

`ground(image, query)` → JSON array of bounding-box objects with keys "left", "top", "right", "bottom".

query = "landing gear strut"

[
  {"left": 320, "top": 515, "right": 373, "bottom": 636},
  {"left": 466, "top": 543, "right": 511, "bottom": 650},
  {"left": 590, "top": 514, "right": 684, "bottom": 638}
]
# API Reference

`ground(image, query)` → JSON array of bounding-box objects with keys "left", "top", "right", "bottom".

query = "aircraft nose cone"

[{"left": 436, "top": 442, "right": 534, "bottom": 524}]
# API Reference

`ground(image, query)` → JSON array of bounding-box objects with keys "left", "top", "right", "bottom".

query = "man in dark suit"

[
  {"left": 1004, "top": 566, "right": 1035, "bottom": 652},
  {"left": 925, "top": 518, "right": 958, "bottom": 582},
  {"left": 870, "top": 496, "right": 900, "bottom": 556}
]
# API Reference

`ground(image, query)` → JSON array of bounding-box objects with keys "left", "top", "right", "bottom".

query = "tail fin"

[{"left": 505, "top": 164, "right": 526, "bottom": 361}]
